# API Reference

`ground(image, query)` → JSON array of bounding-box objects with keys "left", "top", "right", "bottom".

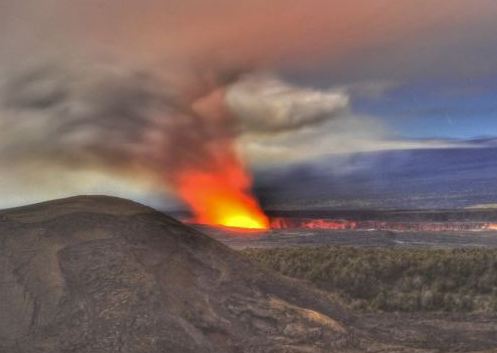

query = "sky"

[
  {"left": 354, "top": 77, "right": 497, "bottom": 139},
  {"left": 0, "top": 0, "right": 497, "bottom": 208}
]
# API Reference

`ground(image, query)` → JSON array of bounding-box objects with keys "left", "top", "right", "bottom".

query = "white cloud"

[{"left": 227, "top": 74, "right": 349, "bottom": 132}]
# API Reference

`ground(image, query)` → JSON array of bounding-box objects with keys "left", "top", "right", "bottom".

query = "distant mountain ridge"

[{"left": 255, "top": 146, "right": 497, "bottom": 210}]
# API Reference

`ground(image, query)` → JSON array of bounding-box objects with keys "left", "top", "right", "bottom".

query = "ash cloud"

[
  {"left": 0, "top": 63, "right": 234, "bottom": 178},
  {"left": 0, "top": 63, "right": 348, "bottom": 190}
]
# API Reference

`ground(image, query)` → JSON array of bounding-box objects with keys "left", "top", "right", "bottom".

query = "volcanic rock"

[{"left": 0, "top": 195, "right": 424, "bottom": 353}]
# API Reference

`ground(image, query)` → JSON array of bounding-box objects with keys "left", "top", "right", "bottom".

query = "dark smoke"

[
  {"left": 0, "top": 57, "right": 350, "bottom": 200},
  {"left": 0, "top": 63, "right": 241, "bottom": 182}
]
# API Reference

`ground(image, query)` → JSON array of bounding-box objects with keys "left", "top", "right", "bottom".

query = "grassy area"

[{"left": 243, "top": 247, "right": 497, "bottom": 312}]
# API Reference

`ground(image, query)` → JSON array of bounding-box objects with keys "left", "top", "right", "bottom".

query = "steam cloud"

[{"left": 227, "top": 75, "right": 349, "bottom": 132}]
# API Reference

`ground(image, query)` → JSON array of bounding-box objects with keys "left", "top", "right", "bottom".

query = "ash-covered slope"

[{"left": 0, "top": 196, "right": 368, "bottom": 353}]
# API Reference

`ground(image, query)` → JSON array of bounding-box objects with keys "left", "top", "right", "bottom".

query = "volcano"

[
  {"left": 2, "top": 196, "right": 495, "bottom": 352},
  {"left": 0, "top": 196, "right": 363, "bottom": 353}
]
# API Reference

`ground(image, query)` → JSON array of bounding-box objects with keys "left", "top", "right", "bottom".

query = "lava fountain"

[
  {"left": 176, "top": 159, "right": 269, "bottom": 230},
  {"left": 168, "top": 84, "right": 269, "bottom": 230}
]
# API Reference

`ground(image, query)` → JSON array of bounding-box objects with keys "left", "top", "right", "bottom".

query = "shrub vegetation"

[{"left": 242, "top": 247, "right": 497, "bottom": 312}]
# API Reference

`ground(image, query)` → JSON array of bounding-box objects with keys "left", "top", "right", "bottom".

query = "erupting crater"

[
  {"left": 176, "top": 162, "right": 269, "bottom": 230},
  {"left": 190, "top": 209, "right": 497, "bottom": 234}
]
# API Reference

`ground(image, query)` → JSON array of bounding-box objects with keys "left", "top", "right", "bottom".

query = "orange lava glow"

[
  {"left": 486, "top": 223, "right": 497, "bottom": 230},
  {"left": 176, "top": 163, "right": 269, "bottom": 230}
]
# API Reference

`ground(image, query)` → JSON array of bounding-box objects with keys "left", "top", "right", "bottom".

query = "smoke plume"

[{"left": 0, "top": 0, "right": 496, "bottom": 208}]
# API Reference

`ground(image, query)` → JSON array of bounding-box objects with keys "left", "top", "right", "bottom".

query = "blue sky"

[{"left": 354, "top": 76, "right": 497, "bottom": 139}]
